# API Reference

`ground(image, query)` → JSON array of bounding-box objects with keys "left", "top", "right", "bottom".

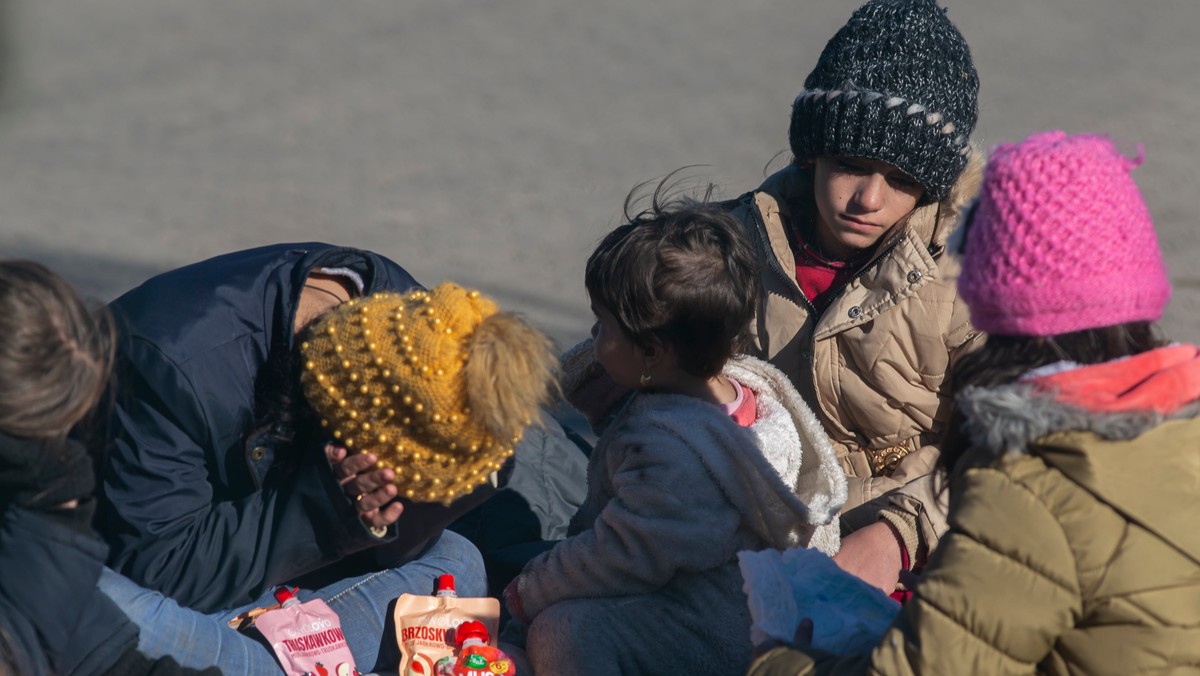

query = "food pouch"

[
  {"left": 436, "top": 620, "right": 515, "bottom": 676},
  {"left": 255, "top": 587, "right": 361, "bottom": 676},
  {"left": 394, "top": 575, "right": 500, "bottom": 676}
]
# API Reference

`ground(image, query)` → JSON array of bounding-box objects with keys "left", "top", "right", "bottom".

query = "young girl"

[
  {"left": 749, "top": 132, "right": 1200, "bottom": 674},
  {"left": 727, "top": 0, "right": 984, "bottom": 594},
  {"left": 0, "top": 260, "right": 218, "bottom": 675},
  {"left": 503, "top": 189, "right": 847, "bottom": 674}
]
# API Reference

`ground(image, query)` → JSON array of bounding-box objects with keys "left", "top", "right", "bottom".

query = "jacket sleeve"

[
  {"left": 838, "top": 475, "right": 946, "bottom": 572},
  {"left": 513, "top": 427, "right": 743, "bottom": 620},
  {"left": 1, "top": 506, "right": 145, "bottom": 676},
  {"left": 748, "top": 463, "right": 1081, "bottom": 676},
  {"left": 102, "top": 340, "right": 382, "bottom": 613}
]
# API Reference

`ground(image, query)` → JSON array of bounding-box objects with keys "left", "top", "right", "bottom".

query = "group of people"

[{"left": 2, "top": 0, "right": 1197, "bottom": 674}]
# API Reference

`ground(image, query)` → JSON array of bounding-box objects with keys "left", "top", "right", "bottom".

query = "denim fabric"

[{"left": 99, "top": 530, "right": 485, "bottom": 674}]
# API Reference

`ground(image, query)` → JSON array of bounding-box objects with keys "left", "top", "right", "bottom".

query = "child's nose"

[{"left": 855, "top": 173, "right": 887, "bottom": 212}]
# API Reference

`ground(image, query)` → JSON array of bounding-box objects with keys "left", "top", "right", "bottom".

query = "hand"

[
  {"left": 502, "top": 577, "right": 529, "bottom": 624},
  {"left": 752, "top": 618, "right": 814, "bottom": 659},
  {"left": 326, "top": 444, "right": 404, "bottom": 531},
  {"left": 565, "top": 361, "right": 629, "bottom": 428},
  {"left": 832, "top": 521, "right": 903, "bottom": 595}
]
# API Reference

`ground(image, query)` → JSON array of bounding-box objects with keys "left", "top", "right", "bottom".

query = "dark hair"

[
  {"left": 253, "top": 338, "right": 311, "bottom": 444},
  {"left": 940, "top": 322, "right": 1165, "bottom": 474},
  {"left": 0, "top": 260, "right": 115, "bottom": 440},
  {"left": 585, "top": 174, "right": 761, "bottom": 379}
]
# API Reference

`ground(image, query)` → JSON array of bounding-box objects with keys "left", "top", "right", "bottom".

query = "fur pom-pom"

[{"left": 464, "top": 311, "right": 557, "bottom": 440}]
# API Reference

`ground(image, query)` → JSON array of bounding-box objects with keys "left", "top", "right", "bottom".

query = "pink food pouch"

[{"left": 255, "top": 586, "right": 361, "bottom": 676}]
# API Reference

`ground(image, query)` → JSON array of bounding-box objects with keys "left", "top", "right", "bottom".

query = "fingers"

[
  {"left": 325, "top": 443, "right": 404, "bottom": 531},
  {"left": 795, "top": 617, "right": 814, "bottom": 647},
  {"left": 351, "top": 474, "right": 397, "bottom": 512},
  {"left": 360, "top": 498, "right": 404, "bottom": 530},
  {"left": 331, "top": 449, "right": 381, "bottom": 484},
  {"left": 751, "top": 619, "right": 815, "bottom": 660},
  {"left": 344, "top": 465, "right": 395, "bottom": 499},
  {"left": 324, "top": 443, "right": 347, "bottom": 465}
]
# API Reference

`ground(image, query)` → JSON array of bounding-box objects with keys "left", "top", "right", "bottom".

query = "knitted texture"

[
  {"left": 300, "top": 283, "right": 556, "bottom": 504},
  {"left": 958, "top": 131, "right": 1171, "bottom": 336},
  {"left": 789, "top": 0, "right": 979, "bottom": 201}
]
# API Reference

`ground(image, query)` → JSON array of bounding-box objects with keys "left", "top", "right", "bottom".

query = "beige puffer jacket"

[
  {"left": 728, "top": 155, "right": 983, "bottom": 556},
  {"left": 747, "top": 355, "right": 1200, "bottom": 675}
]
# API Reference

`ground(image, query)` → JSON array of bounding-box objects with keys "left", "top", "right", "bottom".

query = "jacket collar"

[
  {"left": 956, "top": 344, "right": 1200, "bottom": 564},
  {"left": 276, "top": 246, "right": 392, "bottom": 351}
]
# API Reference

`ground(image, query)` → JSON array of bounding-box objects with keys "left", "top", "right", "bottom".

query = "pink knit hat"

[{"left": 957, "top": 130, "right": 1170, "bottom": 336}]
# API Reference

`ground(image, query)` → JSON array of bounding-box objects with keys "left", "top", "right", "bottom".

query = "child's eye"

[
  {"left": 835, "top": 159, "right": 868, "bottom": 174},
  {"left": 886, "top": 172, "right": 921, "bottom": 192}
]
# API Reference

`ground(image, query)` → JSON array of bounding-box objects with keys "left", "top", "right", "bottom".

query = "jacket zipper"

[{"left": 746, "top": 192, "right": 908, "bottom": 447}]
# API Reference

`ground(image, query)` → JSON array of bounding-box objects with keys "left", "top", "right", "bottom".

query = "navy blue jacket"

[
  {"left": 0, "top": 433, "right": 217, "bottom": 676},
  {"left": 99, "top": 243, "right": 421, "bottom": 613},
  {"left": 0, "top": 504, "right": 137, "bottom": 675}
]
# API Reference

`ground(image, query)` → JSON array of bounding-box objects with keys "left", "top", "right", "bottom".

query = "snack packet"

[
  {"left": 255, "top": 586, "right": 361, "bottom": 676},
  {"left": 395, "top": 575, "right": 500, "bottom": 676},
  {"left": 436, "top": 620, "right": 515, "bottom": 676}
]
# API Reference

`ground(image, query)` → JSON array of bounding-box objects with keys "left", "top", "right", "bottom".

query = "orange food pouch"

[{"left": 394, "top": 575, "right": 500, "bottom": 676}]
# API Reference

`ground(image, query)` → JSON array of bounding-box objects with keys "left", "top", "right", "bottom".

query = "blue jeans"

[{"left": 98, "top": 530, "right": 485, "bottom": 674}]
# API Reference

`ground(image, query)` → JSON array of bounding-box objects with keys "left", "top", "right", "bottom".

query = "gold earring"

[{"left": 639, "top": 373, "right": 651, "bottom": 386}]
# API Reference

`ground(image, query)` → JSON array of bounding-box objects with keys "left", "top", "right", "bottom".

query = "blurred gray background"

[{"left": 2, "top": 0, "right": 1198, "bottom": 348}]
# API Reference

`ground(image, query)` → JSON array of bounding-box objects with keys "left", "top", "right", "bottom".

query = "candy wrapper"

[{"left": 738, "top": 546, "right": 900, "bottom": 655}]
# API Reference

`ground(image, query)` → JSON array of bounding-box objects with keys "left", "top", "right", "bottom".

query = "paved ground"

[{"left": 2, "top": 0, "right": 1198, "bottom": 347}]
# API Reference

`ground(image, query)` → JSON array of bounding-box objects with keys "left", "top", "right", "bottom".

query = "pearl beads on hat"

[{"left": 298, "top": 284, "right": 522, "bottom": 505}]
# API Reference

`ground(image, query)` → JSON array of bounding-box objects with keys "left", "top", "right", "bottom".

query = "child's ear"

[{"left": 641, "top": 336, "right": 670, "bottom": 370}]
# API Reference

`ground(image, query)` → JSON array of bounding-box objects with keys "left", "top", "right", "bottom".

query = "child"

[
  {"left": 504, "top": 188, "right": 847, "bottom": 674},
  {"left": 0, "top": 260, "right": 218, "bottom": 675},
  {"left": 749, "top": 132, "right": 1200, "bottom": 673},
  {"left": 726, "top": 0, "right": 984, "bottom": 596}
]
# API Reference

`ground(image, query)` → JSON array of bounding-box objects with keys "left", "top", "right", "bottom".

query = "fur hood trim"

[
  {"left": 724, "top": 355, "right": 847, "bottom": 523},
  {"left": 956, "top": 381, "right": 1200, "bottom": 460}
]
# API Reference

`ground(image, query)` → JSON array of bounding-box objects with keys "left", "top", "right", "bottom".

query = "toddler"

[{"left": 504, "top": 188, "right": 847, "bottom": 675}]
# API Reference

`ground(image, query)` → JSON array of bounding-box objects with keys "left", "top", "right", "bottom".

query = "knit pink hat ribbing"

[{"left": 957, "top": 130, "right": 1170, "bottom": 336}]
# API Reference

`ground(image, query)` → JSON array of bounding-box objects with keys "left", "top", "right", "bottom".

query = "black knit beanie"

[{"left": 789, "top": 0, "right": 979, "bottom": 201}]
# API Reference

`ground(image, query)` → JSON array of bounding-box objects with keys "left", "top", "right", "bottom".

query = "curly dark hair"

[{"left": 584, "top": 173, "right": 761, "bottom": 379}]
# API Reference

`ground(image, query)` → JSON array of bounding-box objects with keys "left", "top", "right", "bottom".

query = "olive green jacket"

[
  {"left": 727, "top": 154, "right": 983, "bottom": 559},
  {"left": 748, "top": 360, "right": 1200, "bottom": 675}
]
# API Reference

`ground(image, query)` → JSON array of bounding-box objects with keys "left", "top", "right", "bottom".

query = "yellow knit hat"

[{"left": 299, "top": 283, "right": 556, "bottom": 505}]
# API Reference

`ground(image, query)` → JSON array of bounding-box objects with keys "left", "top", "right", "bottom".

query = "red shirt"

[{"left": 788, "top": 228, "right": 866, "bottom": 311}]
